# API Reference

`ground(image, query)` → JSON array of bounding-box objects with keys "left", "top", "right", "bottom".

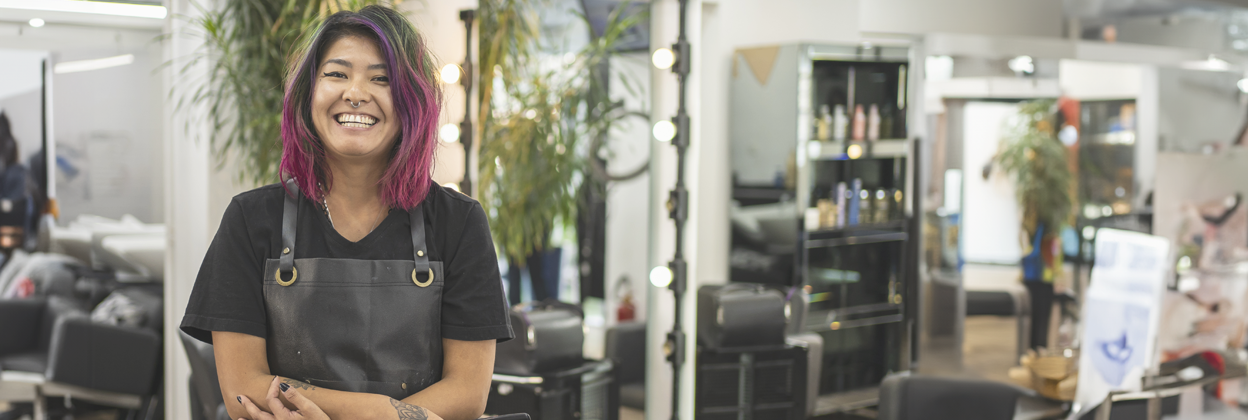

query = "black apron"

[{"left": 261, "top": 180, "right": 443, "bottom": 400}]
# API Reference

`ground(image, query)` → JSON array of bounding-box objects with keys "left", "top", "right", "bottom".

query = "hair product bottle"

[
  {"left": 852, "top": 105, "right": 866, "bottom": 141},
  {"left": 833, "top": 104, "right": 848, "bottom": 142},
  {"left": 867, "top": 104, "right": 881, "bottom": 141}
]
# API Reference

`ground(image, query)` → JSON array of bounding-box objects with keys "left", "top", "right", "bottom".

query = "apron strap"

[
  {"left": 409, "top": 203, "right": 430, "bottom": 272},
  {"left": 279, "top": 179, "right": 300, "bottom": 276}
]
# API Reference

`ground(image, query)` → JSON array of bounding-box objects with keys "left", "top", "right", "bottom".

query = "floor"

[{"left": 620, "top": 406, "right": 643, "bottom": 420}]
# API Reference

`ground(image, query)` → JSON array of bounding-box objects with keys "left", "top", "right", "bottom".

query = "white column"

[{"left": 163, "top": 0, "right": 212, "bottom": 418}]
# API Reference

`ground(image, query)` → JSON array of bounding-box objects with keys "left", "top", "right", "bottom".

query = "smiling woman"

[{"left": 180, "top": 6, "right": 513, "bottom": 420}]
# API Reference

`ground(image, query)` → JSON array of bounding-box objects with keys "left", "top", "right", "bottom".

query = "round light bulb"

[
  {"left": 652, "top": 48, "right": 675, "bottom": 70},
  {"left": 650, "top": 266, "right": 673, "bottom": 288},
  {"left": 29, "top": 18, "right": 45, "bottom": 28},
  {"left": 440, "top": 64, "right": 461, "bottom": 85},
  {"left": 846, "top": 143, "right": 864, "bottom": 159},
  {"left": 439, "top": 123, "right": 460, "bottom": 143},
  {"left": 653, "top": 120, "right": 676, "bottom": 142}
]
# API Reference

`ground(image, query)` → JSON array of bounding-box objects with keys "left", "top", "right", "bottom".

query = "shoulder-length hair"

[{"left": 279, "top": 5, "right": 442, "bottom": 209}]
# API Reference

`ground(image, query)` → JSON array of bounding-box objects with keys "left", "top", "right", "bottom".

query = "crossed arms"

[{"left": 213, "top": 331, "right": 496, "bottom": 420}]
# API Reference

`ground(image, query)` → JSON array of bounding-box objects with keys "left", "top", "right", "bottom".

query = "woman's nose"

[{"left": 344, "top": 78, "right": 370, "bottom": 104}]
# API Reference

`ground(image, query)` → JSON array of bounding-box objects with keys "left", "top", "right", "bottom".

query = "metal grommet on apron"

[{"left": 262, "top": 179, "right": 444, "bottom": 400}]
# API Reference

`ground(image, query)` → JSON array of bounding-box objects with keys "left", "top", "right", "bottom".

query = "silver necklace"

[{"left": 321, "top": 190, "right": 386, "bottom": 232}]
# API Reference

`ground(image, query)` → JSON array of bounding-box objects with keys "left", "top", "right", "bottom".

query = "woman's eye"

[
  {"left": 373, "top": 76, "right": 389, "bottom": 82},
  {"left": 322, "top": 71, "right": 346, "bottom": 78}
]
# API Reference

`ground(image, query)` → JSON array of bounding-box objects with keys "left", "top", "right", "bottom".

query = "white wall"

[
  {"left": 860, "top": 0, "right": 1062, "bottom": 38},
  {"left": 54, "top": 44, "right": 165, "bottom": 223},
  {"left": 1157, "top": 67, "right": 1247, "bottom": 152},
  {"left": 960, "top": 101, "right": 1022, "bottom": 264},
  {"left": 0, "top": 23, "right": 166, "bottom": 224}
]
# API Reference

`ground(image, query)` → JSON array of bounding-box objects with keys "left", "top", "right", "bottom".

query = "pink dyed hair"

[{"left": 279, "top": 5, "right": 442, "bottom": 209}]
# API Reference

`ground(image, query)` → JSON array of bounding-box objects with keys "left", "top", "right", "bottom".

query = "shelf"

[
  {"left": 806, "top": 305, "right": 902, "bottom": 329},
  {"left": 805, "top": 227, "right": 907, "bottom": 248},
  {"left": 809, "top": 313, "right": 903, "bottom": 332},
  {"left": 814, "top": 387, "right": 880, "bottom": 415},
  {"left": 806, "top": 139, "right": 909, "bottom": 160},
  {"left": 807, "top": 220, "right": 906, "bottom": 237}
]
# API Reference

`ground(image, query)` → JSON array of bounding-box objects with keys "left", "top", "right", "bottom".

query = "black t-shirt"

[{"left": 180, "top": 182, "right": 513, "bottom": 344}]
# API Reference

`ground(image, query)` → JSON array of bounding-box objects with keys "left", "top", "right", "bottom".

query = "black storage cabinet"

[{"left": 695, "top": 345, "right": 809, "bottom": 420}]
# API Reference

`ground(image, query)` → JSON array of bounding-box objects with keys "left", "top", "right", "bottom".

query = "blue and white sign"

[{"left": 1073, "top": 228, "right": 1171, "bottom": 415}]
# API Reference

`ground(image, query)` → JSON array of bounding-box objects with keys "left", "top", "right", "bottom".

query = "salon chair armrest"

[
  {"left": 45, "top": 317, "right": 161, "bottom": 395},
  {"left": 482, "top": 415, "right": 531, "bottom": 420},
  {"left": 0, "top": 299, "right": 45, "bottom": 356}
]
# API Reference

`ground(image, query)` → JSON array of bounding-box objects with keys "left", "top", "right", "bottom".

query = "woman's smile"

[{"left": 334, "top": 112, "right": 378, "bottom": 129}]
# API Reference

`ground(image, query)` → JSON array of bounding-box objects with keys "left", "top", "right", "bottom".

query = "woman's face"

[{"left": 311, "top": 35, "right": 401, "bottom": 164}]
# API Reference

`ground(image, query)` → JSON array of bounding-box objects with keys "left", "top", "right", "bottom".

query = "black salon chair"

[
  {"left": 0, "top": 289, "right": 162, "bottom": 420},
  {"left": 605, "top": 322, "right": 646, "bottom": 410},
  {"left": 878, "top": 374, "right": 1024, "bottom": 420},
  {"left": 180, "top": 331, "right": 229, "bottom": 420}
]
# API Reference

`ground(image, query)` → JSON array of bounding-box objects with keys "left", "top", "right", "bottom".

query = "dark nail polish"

[
  {"left": 280, "top": 383, "right": 290, "bottom": 392},
  {"left": 237, "top": 396, "right": 242, "bottom": 404}
]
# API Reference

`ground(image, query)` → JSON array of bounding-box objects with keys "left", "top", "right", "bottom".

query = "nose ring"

[{"left": 350, "top": 101, "right": 361, "bottom": 108}]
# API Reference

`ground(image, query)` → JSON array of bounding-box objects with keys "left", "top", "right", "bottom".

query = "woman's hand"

[{"left": 237, "top": 376, "right": 330, "bottom": 420}]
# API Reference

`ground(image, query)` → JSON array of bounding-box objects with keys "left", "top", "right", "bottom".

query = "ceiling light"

[
  {"left": 649, "top": 266, "right": 672, "bottom": 288},
  {"left": 653, "top": 120, "right": 676, "bottom": 142},
  {"left": 440, "top": 64, "right": 461, "bottom": 85},
  {"left": 54, "top": 54, "right": 134, "bottom": 74},
  {"left": 439, "top": 123, "right": 460, "bottom": 143},
  {"left": 1238, "top": 78, "right": 1248, "bottom": 93},
  {"left": 1008, "top": 55, "right": 1035, "bottom": 75},
  {"left": 0, "top": 0, "right": 167, "bottom": 19},
  {"left": 28, "top": 18, "right": 44, "bottom": 28},
  {"left": 652, "top": 48, "right": 675, "bottom": 70},
  {"left": 1181, "top": 55, "right": 1231, "bottom": 72}
]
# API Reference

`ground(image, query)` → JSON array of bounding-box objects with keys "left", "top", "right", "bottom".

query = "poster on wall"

[{"left": 1073, "top": 228, "right": 1171, "bottom": 415}]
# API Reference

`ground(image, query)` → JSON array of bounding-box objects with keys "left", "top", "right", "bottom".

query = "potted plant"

[
  {"left": 991, "top": 99, "right": 1074, "bottom": 350},
  {"left": 478, "top": 0, "right": 645, "bottom": 302}
]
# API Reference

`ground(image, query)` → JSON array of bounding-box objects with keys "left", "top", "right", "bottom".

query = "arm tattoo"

[
  {"left": 389, "top": 398, "right": 429, "bottom": 420},
  {"left": 279, "top": 378, "right": 317, "bottom": 391}
]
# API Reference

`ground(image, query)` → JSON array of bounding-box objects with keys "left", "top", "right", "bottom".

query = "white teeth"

[{"left": 337, "top": 114, "right": 376, "bottom": 126}]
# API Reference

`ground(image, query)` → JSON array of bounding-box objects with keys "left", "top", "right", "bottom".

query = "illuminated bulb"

[
  {"left": 439, "top": 123, "right": 460, "bottom": 143},
  {"left": 440, "top": 64, "right": 461, "bottom": 84},
  {"left": 650, "top": 266, "right": 673, "bottom": 288},
  {"left": 652, "top": 48, "right": 675, "bottom": 70},
  {"left": 846, "top": 143, "right": 863, "bottom": 159},
  {"left": 1082, "top": 226, "right": 1096, "bottom": 240},
  {"left": 653, "top": 120, "right": 676, "bottom": 142},
  {"left": 29, "top": 18, "right": 45, "bottom": 28}
]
